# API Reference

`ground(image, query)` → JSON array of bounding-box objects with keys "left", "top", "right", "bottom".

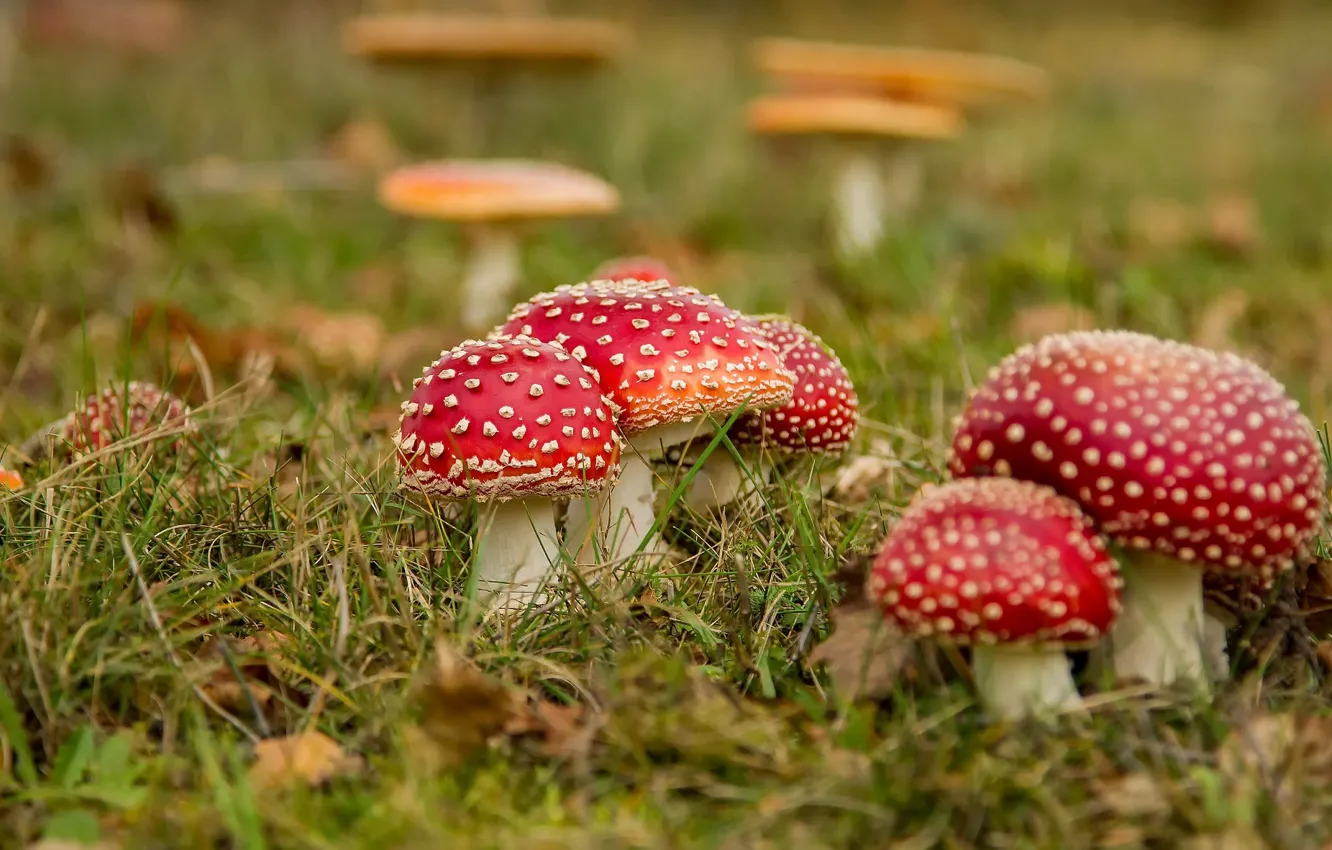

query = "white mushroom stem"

[
  {"left": 1108, "top": 552, "right": 1208, "bottom": 692},
  {"left": 472, "top": 497, "right": 560, "bottom": 611},
  {"left": 831, "top": 143, "right": 922, "bottom": 258},
  {"left": 970, "top": 643, "right": 1082, "bottom": 721},
  {"left": 684, "top": 449, "right": 771, "bottom": 512},
  {"left": 459, "top": 223, "right": 521, "bottom": 330},
  {"left": 568, "top": 420, "right": 711, "bottom": 571},
  {"left": 1201, "top": 606, "right": 1234, "bottom": 683}
]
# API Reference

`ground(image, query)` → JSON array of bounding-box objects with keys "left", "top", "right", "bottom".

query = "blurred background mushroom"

[{"left": 378, "top": 159, "right": 620, "bottom": 332}]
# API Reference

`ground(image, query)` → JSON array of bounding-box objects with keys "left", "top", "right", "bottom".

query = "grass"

[{"left": 4, "top": 1, "right": 1332, "bottom": 846}]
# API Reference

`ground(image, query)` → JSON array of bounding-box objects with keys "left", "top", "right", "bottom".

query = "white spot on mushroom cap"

[
  {"left": 947, "top": 330, "right": 1327, "bottom": 580},
  {"left": 867, "top": 477, "right": 1123, "bottom": 647}
]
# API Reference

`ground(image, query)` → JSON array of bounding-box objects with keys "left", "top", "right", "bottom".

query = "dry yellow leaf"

[
  {"left": 324, "top": 118, "right": 401, "bottom": 175},
  {"left": 1191, "top": 288, "right": 1250, "bottom": 351},
  {"left": 807, "top": 595, "right": 915, "bottom": 702},
  {"left": 1093, "top": 772, "right": 1171, "bottom": 819},
  {"left": 281, "top": 305, "right": 387, "bottom": 376},
  {"left": 1206, "top": 193, "right": 1261, "bottom": 256},
  {"left": 248, "top": 731, "right": 361, "bottom": 790},
  {"left": 414, "top": 639, "right": 522, "bottom": 766}
]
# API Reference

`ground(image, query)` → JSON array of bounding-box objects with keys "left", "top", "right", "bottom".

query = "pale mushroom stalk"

[
  {"left": 970, "top": 644, "right": 1081, "bottom": 721},
  {"left": 1109, "top": 553, "right": 1208, "bottom": 691},
  {"left": 1201, "top": 607, "right": 1232, "bottom": 682},
  {"left": 685, "top": 449, "right": 767, "bottom": 511},
  {"left": 568, "top": 421, "right": 708, "bottom": 566},
  {"left": 830, "top": 141, "right": 922, "bottom": 257},
  {"left": 472, "top": 498, "right": 559, "bottom": 605},
  {"left": 460, "top": 223, "right": 522, "bottom": 330}
]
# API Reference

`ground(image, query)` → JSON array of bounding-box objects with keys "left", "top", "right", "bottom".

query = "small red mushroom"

[
  {"left": 59, "top": 381, "right": 193, "bottom": 456},
  {"left": 591, "top": 256, "right": 676, "bottom": 285},
  {"left": 685, "top": 315, "right": 859, "bottom": 509},
  {"left": 496, "top": 279, "right": 795, "bottom": 564},
  {"left": 947, "top": 330, "right": 1327, "bottom": 689},
  {"left": 395, "top": 334, "right": 623, "bottom": 607},
  {"left": 868, "top": 477, "right": 1122, "bottom": 720}
]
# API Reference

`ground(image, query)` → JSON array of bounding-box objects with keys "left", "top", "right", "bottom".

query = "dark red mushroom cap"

[
  {"left": 868, "top": 477, "right": 1122, "bottom": 646},
  {"left": 497, "top": 280, "right": 795, "bottom": 435},
  {"left": 59, "top": 381, "right": 192, "bottom": 454},
  {"left": 394, "top": 334, "right": 623, "bottom": 501},
  {"left": 734, "top": 316, "right": 858, "bottom": 454},
  {"left": 591, "top": 256, "right": 676, "bottom": 285},
  {"left": 948, "top": 331, "right": 1328, "bottom": 580}
]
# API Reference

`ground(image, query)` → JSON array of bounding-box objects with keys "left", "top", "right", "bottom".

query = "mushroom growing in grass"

[
  {"left": 683, "top": 316, "right": 859, "bottom": 511},
  {"left": 496, "top": 280, "right": 795, "bottom": 568},
  {"left": 948, "top": 330, "right": 1327, "bottom": 691},
  {"left": 868, "top": 477, "right": 1122, "bottom": 721},
  {"left": 746, "top": 93, "right": 962, "bottom": 258},
  {"left": 378, "top": 160, "right": 620, "bottom": 331},
  {"left": 1200, "top": 571, "right": 1276, "bottom": 682},
  {"left": 394, "top": 334, "right": 623, "bottom": 609},
  {"left": 17, "top": 380, "right": 194, "bottom": 462}
]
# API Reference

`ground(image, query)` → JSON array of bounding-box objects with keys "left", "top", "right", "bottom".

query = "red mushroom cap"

[
  {"left": 948, "top": 331, "right": 1328, "bottom": 580},
  {"left": 395, "top": 334, "right": 623, "bottom": 501},
  {"left": 868, "top": 477, "right": 1122, "bottom": 646},
  {"left": 496, "top": 280, "right": 795, "bottom": 435},
  {"left": 734, "top": 316, "right": 858, "bottom": 454},
  {"left": 591, "top": 256, "right": 676, "bottom": 285},
  {"left": 59, "top": 381, "right": 193, "bottom": 454}
]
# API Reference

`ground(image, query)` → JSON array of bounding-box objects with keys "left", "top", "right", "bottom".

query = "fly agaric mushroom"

[
  {"left": 378, "top": 160, "right": 620, "bottom": 330},
  {"left": 947, "top": 330, "right": 1327, "bottom": 691},
  {"left": 0, "top": 466, "right": 23, "bottom": 491},
  {"left": 868, "top": 477, "right": 1122, "bottom": 720},
  {"left": 395, "top": 334, "right": 623, "bottom": 609},
  {"left": 591, "top": 256, "right": 677, "bottom": 285},
  {"left": 753, "top": 39, "right": 1051, "bottom": 107},
  {"left": 684, "top": 315, "right": 859, "bottom": 510},
  {"left": 53, "top": 381, "right": 193, "bottom": 457},
  {"left": 746, "top": 93, "right": 962, "bottom": 258},
  {"left": 496, "top": 280, "right": 795, "bottom": 567}
]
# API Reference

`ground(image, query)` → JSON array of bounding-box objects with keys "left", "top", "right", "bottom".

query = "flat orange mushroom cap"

[{"left": 378, "top": 160, "right": 620, "bottom": 222}]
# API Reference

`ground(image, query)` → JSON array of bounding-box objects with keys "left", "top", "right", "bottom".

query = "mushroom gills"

[
  {"left": 472, "top": 497, "right": 561, "bottom": 610},
  {"left": 460, "top": 223, "right": 522, "bottom": 330},
  {"left": 569, "top": 419, "right": 713, "bottom": 569},
  {"left": 1108, "top": 552, "right": 1209, "bottom": 691},
  {"left": 970, "top": 643, "right": 1082, "bottom": 721}
]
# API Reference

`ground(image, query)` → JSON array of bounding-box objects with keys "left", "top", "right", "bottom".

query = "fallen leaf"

[
  {"left": 1191, "top": 288, "right": 1250, "bottom": 351},
  {"left": 413, "top": 639, "right": 521, "bottom": 766},
  {"left": 504, "top": 696, "right": 595, "bottom": 760},
  {"left": 130, "top": 301, "right": 299, "bottom": 397},
  {"left": 829, "top": 442, "right": 899, "bottom": 505},
  {"left": 23, "top": 0, "right": 185, "bottom": 53},
  {"left": 1206, "top": 193, "right": 1261, "bottom": 257},
  {"left": 198, "top": 631, "right": 296, "bottom": 717},
  {"left": 3, "top": 135, "right": 55, "bottom": 194},
  {"left": 105, "top": 162, "right": 177, "bottom": 236},
  {"left": 1218, "top": 711, "right": 1332, "bottom": 806},
  {"left": 324, "top": 118, "right": 400, "bottom": 175},
  {"left": 280, "top": 305, "right": 386, "bottom": 375},
  {"left": 1009, "top": 301, "right": 1097, "bottom": 343},
  {"left": 248, "top": 731, "right": 361, "bottom": 790},
  {"left": 807, "top": 566, "right": 918, "bottom": 702},
  {"left": 1093, "top": 772, "right": 1171, "bottom": 819}
]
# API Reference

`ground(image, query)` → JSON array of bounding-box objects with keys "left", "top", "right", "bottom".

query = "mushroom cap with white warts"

[
  {"left": 734, "top": 316, "right": 858, "bottom": 455},
  {"left": 497, "top": 279, "right": 796, "bottom": 435},
  {"left": 394, "top": 334, "right": 623, "bottom": 502},
  {"left": 377, "top": 160, "right": 620, "bottom": 223},
  {"left": 59, "top": 381, "right": 193, "bottom": 455},
  {"left": 947, "top": 330, "right": 1328, "bottom": 581},
  {"left": 868, "top": 477, "right": 1122, "bottom": 647}
]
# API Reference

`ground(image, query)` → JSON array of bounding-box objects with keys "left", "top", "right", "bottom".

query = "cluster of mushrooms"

[
  {"left": 389, "top": 258, "right": 861, "bottom": 612},
  {"left": 869, "top": 330, "right": 1329, "bottom": 721}
]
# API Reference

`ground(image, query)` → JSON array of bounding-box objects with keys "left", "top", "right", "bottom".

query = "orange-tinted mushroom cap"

[
  {"left": 746, "top": 94, "right": 962, "bottom": 139},
  {"left": 378, "top": 160, "right": 620, "bottom": 222}
]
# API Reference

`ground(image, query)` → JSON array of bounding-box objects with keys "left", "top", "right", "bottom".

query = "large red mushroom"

[
  {"left": 685, "top": 315, "right": 859, "bottom": 509},
  {"left": 395, "top": 334, "right": 623, "bottom": 608},
  {"left": 948, "top": 330, "right": 1327, "bottom": 690},
  {"left": 496, "top": 279, "right": 795, "bottom": 566},
  {"left": 868, "top": 477, "right": 1122, "bottom": 720}
]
